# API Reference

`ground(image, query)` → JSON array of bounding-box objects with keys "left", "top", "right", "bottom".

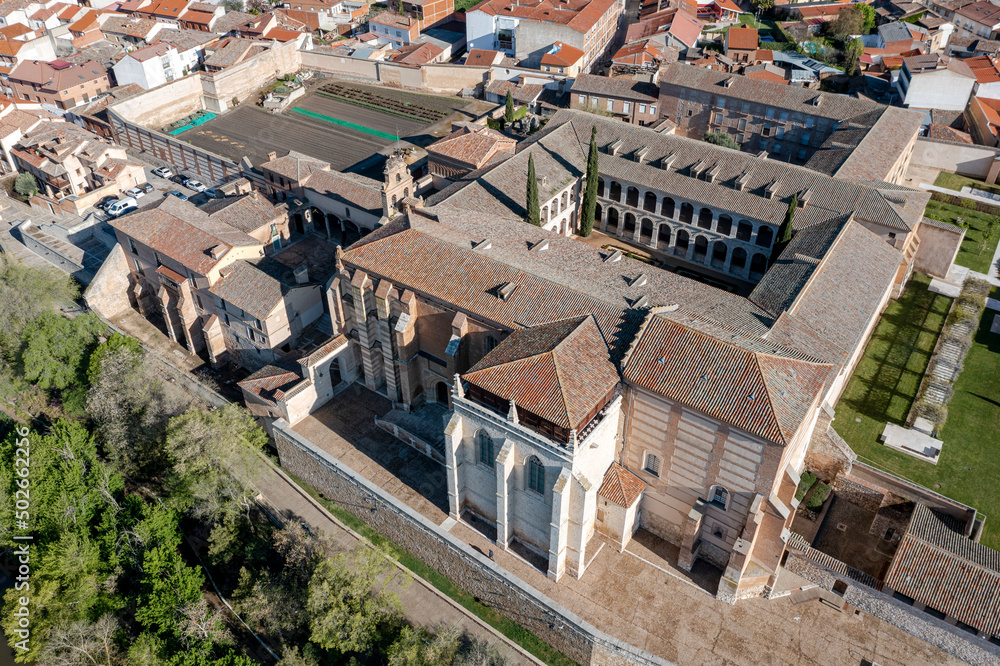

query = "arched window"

[
  {"left": 661, "top": 197, "right": 675, "bottom": 218},
  {"left": 640, "top": 218, "right": 653, "bottom": 243},
  {"left": 750, "top": 253, "right": 768, "bottom": 276},
  {"left": 756, "top": 226, "right": 774, "bottom": 247},
  {"left": 679, "top": 202, "right": 693, "bottom": 224},
  {"left": 395, "top": 173, "right": 401, "bottom": 182},
  {"left": 623, "top": 213, "right": 636, "bottom": 236},
  {"left": 477, "top": 430, "right": 494, "bottom": 467},
  {"left": 658, "top": 224, "right": 671, "bottom": 250},
  {"left": 644, "top": 453, "right": 660, "bottom": 477},
  {"left": 607, "top": 207, "right": 619, "bottom": 231},
  {"left": 597, "top": 179, "right": 605, "bottom": 197},
  {"left": 675, "top": 229, "right": 690, "bottom": 253},
  {"left": 595, "top": 203, "right": 602, "bottom": 223},
  {"left": 486, "top": 335, "right": 498, "bottom": 352},
  {"left": 710, "top": 485, "right": 729, "bottom": 510},
  {"left": 716, "top": 214, "right": 732, "bottom": 236},
  {"left": 693, "top": 235, "right": 708, "bottom": 261},
  {"left": 736, "top": 221, "right": 753, "bottom": 242},
  {"left": 731, "top": 247, "right": 747, "bottom": 271},
  {"left": 527, "top": 456, "right": 545, "bottom": 494},
  {"left": 626, "top": 186, "right": 639, "bottom": 207},
  {"left": 609, "top": 181, "right": 622, "bottom": 202},
  {"left": 697, "top": 208, "right": 713, "bottom": 229},
  {"left": 643, "top": 191, "right": 657, "bottom": 212}
]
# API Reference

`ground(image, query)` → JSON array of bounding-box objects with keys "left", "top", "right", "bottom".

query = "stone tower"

[{"left": 381, "top": 152, "right": 414, "bottom": 218}]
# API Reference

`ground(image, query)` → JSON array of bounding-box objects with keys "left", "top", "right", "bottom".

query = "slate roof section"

[
  {"left": 571, "top": 73, "right": 659, "bottom": 102},
  {"left": 199, "top": 192, "right": 284, "bottom": 234},
  {"left": 598, "top": 462, "right": 646, "bottom": 507},
  {"left": 464, "top": 315, "right": 620, "bottom": 431},
  {"left": 622, "top": 308, "right": 833, "bottom": 445},
  {"left": 885, "top": 504, "right": 1000, "bottom": 636},
  {"left": 210, "top": 259, "right": 287, "bottom": 319}
]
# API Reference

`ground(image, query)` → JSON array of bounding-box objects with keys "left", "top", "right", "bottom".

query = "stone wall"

[
  {"left": 83, "top": 243, "right": 133, "bottom": 318},
  {"left": 272, "top": 419, "right": 673, "bottom": 666},
  {"left": 783, "top": 552, "right": 1000, "bottom": 666},
  {"left": 911, "top": 137, "right": 1000, "bottom": 182},
  {"left": 914, "top": 218, "right": 965, "bottom": 279}
]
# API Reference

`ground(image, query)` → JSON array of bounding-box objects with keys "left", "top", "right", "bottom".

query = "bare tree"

[
  {"left": 39, "top": 615, "right": 122, "bottom": 666},
  {"left": 176, "top": 599, "right": 233, "bottom": 650}
]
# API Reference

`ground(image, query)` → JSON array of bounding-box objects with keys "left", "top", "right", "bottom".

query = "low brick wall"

[{"left": 272, "top": 419, "right": 672, "bottom": 666}]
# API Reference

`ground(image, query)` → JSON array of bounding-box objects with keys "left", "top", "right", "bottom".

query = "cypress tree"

[
  {"left": 526, "top": 153, "right": 540, "bottom": 226},
  {"left": 504, "top": 90, "right": 515, "bottom": 123},
  {"left": 580, "top": 126, "right": 599, "bottom": 237},
  {"left": 780, "top": 194, "right": 796, "bottom": 244}
]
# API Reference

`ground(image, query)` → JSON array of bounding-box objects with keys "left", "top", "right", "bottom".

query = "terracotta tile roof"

[
  {"left": 465, "top": 47, "right": 501, "bottom": 66},
  {"left": 260, "top": 149, "right": 327, "bottom": 181},
  {"left": 885, "top": 504, "right": 1000, "bottom": 636},
  {"left": 727, "top": 26, "right": 757, "bottom": 50},
  {"left": 743, "top": 63, "right": 786, "bottom": 85},
  {"left": 625, "top": 10, "right": 674, "bottom": 42},
  {"left": 204, "top": 36, "right": 260, "bottom": 68},
  {"left": 956, "top": 0, "right": 1000, "bottom": 24},
  {"left": 238, "top": 364, "right": 301, "bottom": 406},
  {"left": 426, "top": 124, "right": 514, "bottom": 169},
  {"left": 298, "top": 334, "right": 348, "bottom": 367},
  {"left": 371, "top": 11, "right": 415, "bottom": 29},
  {"left": 101, "top": 16, "right": 162, "bottom": 38},
  {"left": 966, "top": 54, "right": 1000, "bottom": 83},
  {"left": 668, "top": 11, "right": 702, "bottom": 48},
  {"left": 110, "top": 195, "right": 261, "bottom": 275},
  {"left": 622, "top": 308, "right": 833, "bottom": 445},
  {"left": 68, "top": 10, "right": 102, "bottom": 33},
  {"left": 127, "top": 40, "right": 172, "bottom": 61},
  {"left": 612, "top": 39, "right": 664, "bottom": 66},
  {"left": 571, "top": 74, "right": 658, "bottom": 102},
  {"left": 392, "top": 41, "right": 443, "bottom": 66},
  {"left": 212, "top": 10, "right": 253, "bottom": 33},
  {"left": 540, "top": 40, "right": 584, "bottom": 67},
  {"left": 464, "top": 315, "right": 620, "bottom": 431},
  {"left": 200, "top": 191, "right": 284, "bottom": 234},
  {"left": 598, "top": 461, "right": 645, "bottom": 506},
  {"left": 469, "top": 0, "right": 619, "bottom": 35},
  {"left": 210, "top": 259, "right": 287, "bottom": 319},
  {"left": 484, "top": 78, "right": 544, "bottom": 103},
  {"left": 927, "top": 122, "right": 973, "bottom": 144},
  {"left": 181, "top": 9, "right": 215, "bottom": 25},
  {"left": 8, "top": 59, "right": 108, "bottom": 91}
]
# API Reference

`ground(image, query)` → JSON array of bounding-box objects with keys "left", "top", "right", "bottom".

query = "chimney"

[
  {"left": 266, "top": 150, "right": 277, "bottom": 162},
  {"left": 293, "top": 263, "right": 309, "bottom": 284}
]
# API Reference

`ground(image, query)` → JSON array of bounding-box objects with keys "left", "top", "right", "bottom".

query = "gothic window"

[
  {"left": 644, "top": 453, "right": 660, "bottom": 477},
  {"left": 711, "top": 485, "right": 729, "bottom": 510},
  {"left": 477, "top": 430, "right": 494, "bottom": 467},
  {"left": 527, "top": 456, "right": 544, "bottom": 494}
]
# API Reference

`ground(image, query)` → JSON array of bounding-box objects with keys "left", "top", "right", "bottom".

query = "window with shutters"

[
  {"left": 527, "top": 456, "right": 544, "bottom": 494},
  {"left": 644, "top": 453, "right": 660, "bottom": 477}
]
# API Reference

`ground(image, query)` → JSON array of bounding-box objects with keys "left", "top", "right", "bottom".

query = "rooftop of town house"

[
  {"left": 466, "top": 0, "right": 619, "bottom": 34},
  {"left": 425, "top": 123, "right": 514, "bottom": 169},
  {"left": 571, "top": 74, "right": 659, "bottom": 103}
]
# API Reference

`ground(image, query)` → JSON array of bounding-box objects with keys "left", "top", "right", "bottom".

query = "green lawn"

[
  {"left": 735, "top": 13, "right": 778, "bottom": 31},
  {"left": 934, "top": 171, "right": 1000, "bottom": 197},
  {"left": 923, "top": 199, "right": 1000, "bottom": 274},
  {"left": 834, "top": 277, "right": 1000, "bottom": 549}
]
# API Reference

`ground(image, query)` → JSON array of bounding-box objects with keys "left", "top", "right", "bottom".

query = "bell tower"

[{"left": 381, "top": 152, "right": 414, "bottom": 218}]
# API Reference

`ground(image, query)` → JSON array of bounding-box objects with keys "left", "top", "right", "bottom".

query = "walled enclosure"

[
  {"left": 272, "top": 419, "right": 673, "bottom": 666},
  {"left": 910, "top": 137, "right": 1000, "bottom": 183},
  {"left": 913, "top": 218, "right": 965, "bottom": 279}
]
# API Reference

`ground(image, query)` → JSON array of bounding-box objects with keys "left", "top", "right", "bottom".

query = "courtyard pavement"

[{"left": 293, "top": 386, "right": 967, "bottom": 666}]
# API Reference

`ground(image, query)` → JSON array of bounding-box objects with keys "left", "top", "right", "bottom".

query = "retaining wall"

[
  {"left": 272, "top": 419, "right": 673, "bottom": 666},
  {"left": 911, "top": 138, "right": 1000, "bottom": 183}
]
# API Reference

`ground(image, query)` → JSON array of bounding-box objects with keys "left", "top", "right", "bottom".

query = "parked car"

[
  {"left": 138, "top": 182, "right": 154, "bottom": 194},
  {"left": 95, "top": 195, "right": 118, "bottom": 211},
  {"left": 171, "top": 174, "right": 186, "bottom": 184},
  {"left": 106, "top": 197, "right": 138, "bottom": 217},
  {"left": 165, "top": 190, "right": 188, "bottom": 201},
  {"left": 184, "top": 178, "right": 206, "bottom": 192},
  {"left": 152, "top": 167, "right": 173, "bottom": 178},
  {"left": 204, "top": 187, "right": 220, "bottom": 198},
  {"left": 124, "top": 187, "right": 145, "bottom": 199}
]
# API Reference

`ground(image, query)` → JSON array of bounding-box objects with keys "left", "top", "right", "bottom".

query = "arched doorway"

[
  {"left": 607, "top": 207, "right": 619, "bottom": 232},
  {"left": 436, "top": 381, "right": 449, "bottom": 405},
  {"left": 610, "top": 181, "right": 622, "bottom": 202},
  {"left": 711, "top": 241, "right": 727, "bottom": 269},
  {"left": 292, "top": 212, "right": 305, "bottom": 235},
  {"left": 693, "top": 236, "right": 708, "bottom": 262},
  {"left": 750, "top": 253, "right": 768, "bottom": 277},
  {"left": 675, "top": 229, "right": 689, "bottom": 254},
  {"left": 717, "top": 214, "right": 733, "bottom": 236},
  {"left": 756, "top": 226, "right": 774, "bottom": 248},
  {"left": 640, "top": 218, "right": 653, "bottom": 244},
  {"left": 595, "top": 203, "right": 603, "bottom": 225},
  {"left": 736, "top": 221, "right": 753, "bottom": 242},
  {"left": 626, "top": 186, "right": 639, "bottom": 207},
  {"left": 597, "top": 179, "right": 605, "bottom": 197},
  {"left": 731, "top": 247, "right": 747, "bottom": 272},
  {"left": 623, "top": 213, "right": 636, "bottom": 237}
]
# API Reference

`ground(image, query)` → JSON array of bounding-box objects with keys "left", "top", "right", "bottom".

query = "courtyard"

[
  {"left": 833, "top": 275, "right": 1000, "bottom": 549},
  {"left": 184, "top": 83, "right": 482, "bottom": 175},
  {"left": 288, "top": 385, "right": 965, "bottom": 666}
]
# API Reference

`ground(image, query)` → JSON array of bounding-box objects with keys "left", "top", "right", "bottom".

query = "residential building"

[
  {"left": 658, "top": 63, "right": 925, "bottom": 183},
  {"left": 539, "top": 41, "right": 584, "bottom": 77},
  {"left": 101, "top": 16, "right": 178, "bottom": 47},
  {"left": 399, "top": 0, "right": 454, "bottom": 30},
  {"left": 425, "top": 121, "right": 516, "bottom": 186},
  {"left": 895, "top": 53, "right": 976, "bottom": 109},
  {"left": 484, "top": 78, "right": 547, "bottom": 114},
  {"left": 465, "top": 0, "right": 623, "bottom": 71},
  {"left": 724, "top": 26, "right": 757, "bottom": 63},
  {"left": 11, "top": 122, "right": 146, "bottom": 210},
  {"left": 966, "top": 94, "right": 1000, "bottom": 145},
  {"left": 9, "top": 59, "right": 110, "bottom": 109},
  {"left": 203, "top": 37, "right": 272, "bottom": 72},
  {"left": 570, "top": 74, "right": 660, "bottom": 125},
  {"left": 106, "top": 193, "right": 335, "bottom": 369},
  {"left": 369, "top": 12, "right": 418, "bottom": 46},
  {"left": 611, "top": 39, "right": 672, "bottom": 75},
  {"left": 0, "top": 102, "right": 56, "bottom": 172},
  {"left": 952, "top": 1, "right": 1000, "bottom": 39},
  {"left": 177, "top": 2, "right": 223, "bottom": 31},
  {"left": 111, "top": 41, "right": 185, "bottom": 90},
  {"left": 665, "top": 11, "right": 703, "bottom": 52},
  {"left": 966, "top": 53, "right": 1000, "bottom": 99},
  {"left": 946, "top": 34, "right": 1000, "bottom": 58}
]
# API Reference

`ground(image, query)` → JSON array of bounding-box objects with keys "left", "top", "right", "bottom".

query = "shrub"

[
  {"left": 795, "top": 471, "right": 817, "bottom": 502},
  {"left": 705, "top": 131, "right": 740, "bottom": 150},
  {"left": 13, "top": 172, "right": 38, "bottom": 197},
  {"left": 929, "top": 191, "right": 1000, "bottom": 216},
  {"left": 805, "top": 482, "right": 831, "bottom": 510}
]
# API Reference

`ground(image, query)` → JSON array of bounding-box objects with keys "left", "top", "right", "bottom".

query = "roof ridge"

[{"left": 752, "top": 353, "right": 788, "bottom": 446}]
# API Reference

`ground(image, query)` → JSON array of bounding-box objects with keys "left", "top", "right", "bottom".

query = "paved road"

[{"left": 252, "top": 460, "right": 539, "bottom": 665}]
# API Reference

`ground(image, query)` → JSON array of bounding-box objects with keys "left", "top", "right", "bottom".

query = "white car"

[
  {"left": 124, "top": 187, "right": 145, "bottom": 199},
  {"left": 106, "top": 197, "right": 138, "bottom": 217},
  {"left": 184, "top": 178, "right": 206, "bottom": 192},
  {"left": 152, "top": 167, "right": 173, "bottom": 178}
]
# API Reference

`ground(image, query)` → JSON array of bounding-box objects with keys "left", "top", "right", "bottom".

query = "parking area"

[{"left": 95, "top": 164, "right": 223, "bottom": 220}]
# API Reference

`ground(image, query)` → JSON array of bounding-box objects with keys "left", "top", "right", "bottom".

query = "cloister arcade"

[{"left": 595, "top": 177, "right": 774, "bottom": 281}]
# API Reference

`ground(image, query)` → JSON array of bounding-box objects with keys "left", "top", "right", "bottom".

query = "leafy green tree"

[
  {"left": 844, "top": 38, "right": 864, "bottom": 76},
  {"left": 0, "top": 257, "right": 79, "bottom": 353},
  {"left": 222, "top": 0, "right": 243, "bottom": 10},
  {"left": 13, "top": 172, "right": 38, "bottom": 197},
  {"left": 307, "top": 548, "right": 407, "bottom": 655},
  {"left": 752, "top": 0, "right": 774, "bottom": 10},
  {"left": 525, "top": 153, "right": 540, "bottom": 226},
  {"left": 18, "top": 311, "right": 104, "bottom": 392},
  {"left": 704, "top": 131, "right": 740, "bottom": 150},
  {"left": 164, "top": 404, "right": 266, "bottom": 522},
  {"left": 504, "top": 90, "right": 515, "bottom": 123},
  {"left": 388, "top": 624, "right": 462, "bottom": 666},
  {"left": 825, "top": 5, "right": 865, "bottom": 39},
  {"left": 580, "top": 126, "right": 599, "bottom": 237},
  {"left": 858, "top": 3, "right": 876, "bottom": 32},
  {"left": 135, "top": 539, "right": 205, "bottom": 636},
  {"left": 277, "top": 645, "right": 320, "bottom": 666}
]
